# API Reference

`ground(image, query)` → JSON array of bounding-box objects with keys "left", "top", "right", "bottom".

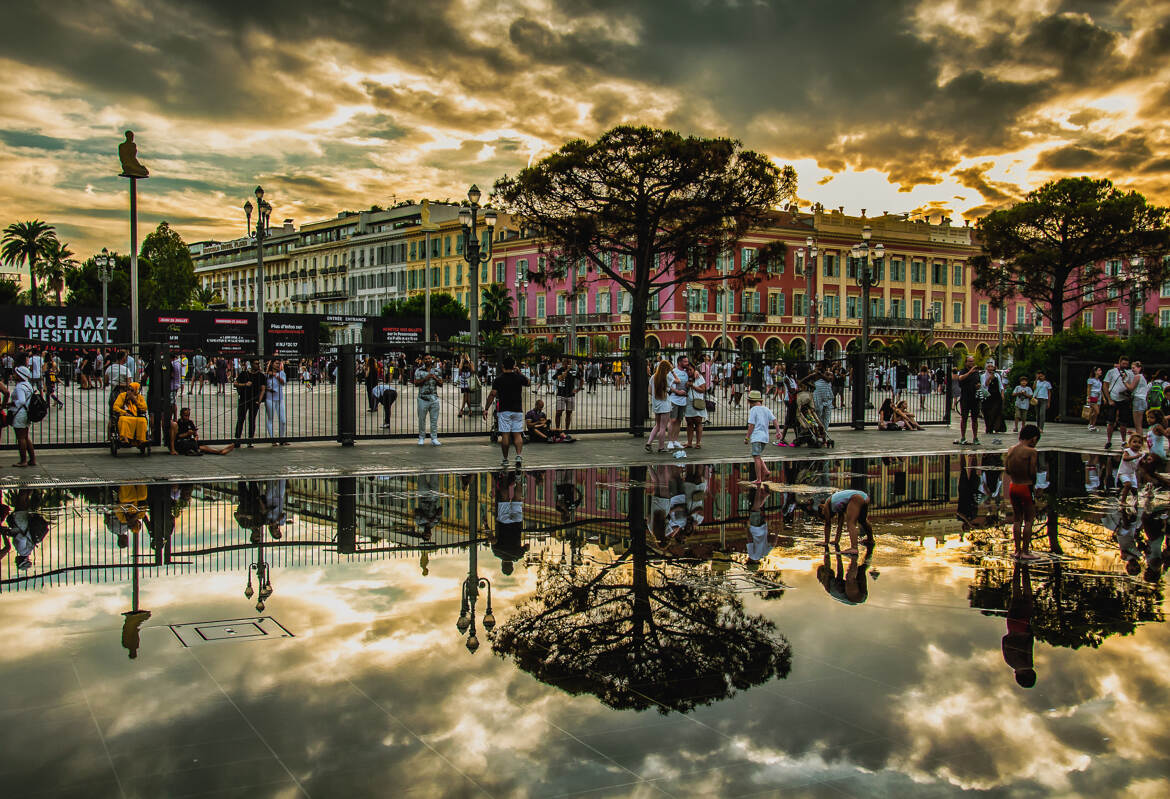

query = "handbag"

[
  {"left": 689, "top": 386, "right": 706, "bottom": 411},
  {"left": 1029, "top": 397, "right": 1038, "bottom": 407},
  {"left": 1081, "top": 403, "right": 1093, "bottom": 421}
]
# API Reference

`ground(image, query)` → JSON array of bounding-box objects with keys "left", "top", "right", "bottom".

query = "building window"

[
  {"left": 742, "top": 247, "right": 758, "bottom": 271},
  {"left": 556, "top": 294, "right": 566, "bottom": 315},
  {"left": 932, "top": 301, "right": 943, "bottom": 321},
  {"left": 536, "top": 295, "right": 545, "bottom": 318},
  {"left": 409, "top": 241, "right": 416, "bottom": 260},
  {"left": 481, "top": 264, "right": 488, "bottom": 283},
  {"left": 890, "top": 259, "right": 905, "bottom": 281},
  {"left": 979, "top": 303, "right": 988, "bottom": 325},
  {"left": 1107, "top": 309, "right": 1118, "bottom": 330},
  {"left": 952, "top": 302, "right": 963, "bottom": 324},
  {"left": 794, "top": 293, "right": 806, "bottom": 316},
  {"left": 444, "top": 265, "right": 450, "bottom": 286},
  {"left": 598, "top": 292, "right": 611, "bottom": 314},
  {"left": 953, "top": 263, "right": 963, "bottom": 286},
  {"left": 517, "top": 259, "right": 528, "bottom": 282},
  {"left": 911, "top": 261, "right": 926, "bottom": 283},
  {"left": 822, "top": 294, "right": 840, "bottom": 318},
  {"left": 795, "top": 251, "right": 804, "bottom": 276},
  {"left": 931, "top": 262, "right": 946, "bottom": 284},
  {"left": 1016, "top": 304, "right": 1026, "bottom": 325},
  {"left": 456, "top": 263, "right": 463, "bottom": 284},
  {"left": 1161, "top": 308, "right": 1170, "bottom": 327},
  {"left": 495, "top": 261, "right": 505, "bottom": 282},
  {"left": 822, "top": 253, "right": 839, "bottom": 278},
  {"left": 846, "top": 295, "right": 860, "bottom": 319},
  {"left": 1082, "top": 310, "right": 1092, "bottom": 326},
  {"left": 768, "top": 291, "right": 783, "bottom": 316},
  {"left": 890, "top": 297, "right": 905, "bottom": 317}
]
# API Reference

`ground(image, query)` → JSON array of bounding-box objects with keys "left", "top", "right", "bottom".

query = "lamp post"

[
  {"left": 851, "top": 225, "right": 884, "bottom": 429},
  {"left": 243, "top": 542, "right": 274, "bottom": 613},
  {"left": 720, "top": 256, "right": 729, "bottom": 351},
  {"left": 995, "top": 260, "right": 1006, "bottom": 365},
  {"left": 244, "top": 186, "right": 272, "bottom": 357},
  {"left": 516, "top": 271, "right": 527, "bottom": 336},
  {"left": 565, "top": 258, "right": 577, "bottom": 356},
  {"left": 1122, "top": 259, "right": 1146, "bottom": 338},
  {"left": 421, "top": 200, "right": 440, "bottom": 349},
  {"left": 95, "top": 248, "right": 113, "bottom": 344},
  {"left": 805, "top": 237, "right": 818, "bottom": 359},
  {"left": 458, "top": 185, "right": 497, "bottom": 361}
]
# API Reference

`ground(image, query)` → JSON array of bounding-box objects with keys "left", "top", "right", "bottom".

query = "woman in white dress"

[
  {"left": 684, "top": 363, "right": 708, "bottom": 449},
  {"left": 647, "top": 360, "right": 673, "bottom": 452}
]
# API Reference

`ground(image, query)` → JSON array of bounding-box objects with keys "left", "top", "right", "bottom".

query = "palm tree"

[
  {"left": 38, "top": 238, "right": 75, "bottom": 306},
  {"left": 1, "top": 220, "right": 56, "bottom": 305},
  {"left": 191, "top": 286, "right": 222, "bottom": 309},
  {"left": 885, "top": 331, "right": 934, "bottom": 359},
  {"left": 480, "top": 282, "right": 514, "bottom": 326}
]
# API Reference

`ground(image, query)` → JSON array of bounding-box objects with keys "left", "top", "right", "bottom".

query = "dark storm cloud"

[{"left": 1034, "top": 130, "right": 1161, "bottom": 172}]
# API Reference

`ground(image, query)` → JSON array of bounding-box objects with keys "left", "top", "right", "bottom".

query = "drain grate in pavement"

[{"left": 169, "top": 617, "right": 294, "bottom": 647}]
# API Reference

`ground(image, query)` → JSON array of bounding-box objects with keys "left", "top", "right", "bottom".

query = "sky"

[{"left": 0, "top": 0, "right": 1168, "bottom": 257}]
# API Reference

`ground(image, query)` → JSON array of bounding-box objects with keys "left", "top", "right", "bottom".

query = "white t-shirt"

[
  {"left": 1104, "top": 367, "right": 1130, "bottom": 402},
  {"left": 1086, "top": 377, "right": 1102, "bottom": 400},
  {"left": 29, "top": 355, "right": 43, "bottom": 378},
  {"left": 1013, "top": 385, "right": 1033, "bottom": 410},
  {"left": 1118, "top": 447, "right": 1140, "bottom": 478},
  {"left": 1033, "top": 380, "right": 1051, "bottom": 400},
  {"left": 1132, "top": 374, "right": 1149, "bottom": 401},
  {"left": 747, "top": 404, "right": 775, "bottom": 443}
]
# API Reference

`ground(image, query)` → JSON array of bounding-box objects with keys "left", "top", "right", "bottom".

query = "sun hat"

[{"left": 747, "top": 390, "right": 763, "bottom": 402}]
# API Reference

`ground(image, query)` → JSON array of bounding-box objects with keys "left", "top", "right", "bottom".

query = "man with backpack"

[{"left": 10, "top": 364, "right": 37, "bottom": 467}]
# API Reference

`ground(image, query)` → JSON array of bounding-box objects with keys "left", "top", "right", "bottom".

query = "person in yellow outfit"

[{"left": 114, "top": 382, "right": 149, "bottom": 446}]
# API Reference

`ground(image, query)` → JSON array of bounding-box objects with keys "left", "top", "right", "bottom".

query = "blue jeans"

[
  {"left": 417, "top": 396, "right": 440, "bottom": 436},
  {"left": 265, "top": 397, "right": 286, "bottom": 439}
]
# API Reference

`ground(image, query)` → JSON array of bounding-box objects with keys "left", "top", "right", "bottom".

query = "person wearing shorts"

[
  {"left": 1004, "top": 424, "right": 1042, "bottom": 560},
  {"left": 484, "top": 355, "right": 530, "bottom": 470},
  {"left": 955, "top": 356, "right": 981, "bottom": 445},
  {"left": 818, "top": 489, "right": 873, "bottom": 555},
  {"left": 554, "top": 363, "right": 580, "bottom": 432}
]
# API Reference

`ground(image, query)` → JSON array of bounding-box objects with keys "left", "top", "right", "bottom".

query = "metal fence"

[{"left": 0, "top": 338, "right": 952, "bottom": 452}]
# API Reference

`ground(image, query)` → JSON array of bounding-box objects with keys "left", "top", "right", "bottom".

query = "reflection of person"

[
  {"left": 121, "top": 609, "right": 152, "bottom": 659},
  {"left": 815, "top": 549, "right": 870, "bottom": 604},
  {"left": 745, "top": 486, "right": 771, "bottom": 570},
  {"left": 492, "top": 471, "right": 526, "bottom": 575},
  {"left": 554, "top": 471, "right": 583, "bottom": 523},
  {"left": 111, "top": 484, "right": 148, "bottom": 549},
  {"left": 817, "top": 489, "right": 873, "bottom": 555},
  {"left": 956, "top": 453, "right": 979, "bottom": 531},
  {"left": 413, "top": 473, "right": 441, "bottom": 541},
  {"left": 1004, "top": 424, "right": 1042, "bottom": 560},
  {"left": 0, "top": 497, "right": 48, "bottom": 571},
  {"left": 263, "top": 479, "right": 287, "bottom": 539},
  {"left": 1002, "top": 562, "right": 1036, "bottom": 688}
]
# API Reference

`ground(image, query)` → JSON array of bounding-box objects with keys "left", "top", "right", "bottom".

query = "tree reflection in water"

[{"left": 491, "top": 467, "right": 792, "bottom": 713}]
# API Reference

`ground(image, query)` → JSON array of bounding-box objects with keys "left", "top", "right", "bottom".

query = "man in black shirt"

[
  {"left": 234, "top": 360, "right": 266, "bottom": 447},
  {"left": 554, "top": 363, "right": 580, "bottom": 432},
  {"left": 955, "top": 356, "right": 981, "bottom": 445},
  {"left": 483, "top": 355, "right": 531, "bottom": 470}
]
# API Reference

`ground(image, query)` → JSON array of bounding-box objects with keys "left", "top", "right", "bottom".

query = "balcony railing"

[
  {"left": 741, "top": 312, "right": 766, "bottom": 324},
  {"left": 870, "top": 316, "right": 935, "bottom": 331},
  {"left": 1013, "top": 323, "right": 1036, "bottom": 334},
  {"left": 292, "top": 293, "right": 313, "bottom": 303},
  {"left": 312, "top": 289, "right": 348, "bottom": 301},
  {"left": 545, "top": 312, "right": 614, "bottom": 326}
]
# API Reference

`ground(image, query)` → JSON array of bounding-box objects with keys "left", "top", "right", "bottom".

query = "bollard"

[
  {"left": 337, "top": 344, "right": 356, "bottom": 446},
  {"left": 850, "top": 351, "right": 866, "bottom": 431}
]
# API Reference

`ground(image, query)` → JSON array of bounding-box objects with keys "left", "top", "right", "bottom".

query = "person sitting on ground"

[
  {"left": 113, "top": 382, "right": 149, "bottom": 447},
  {"left": 877, "top": 398, "right": 905, "bottom": 431},
  {"left": 524, "top": 399, "right": 569, "bottom": 442},
  {"left": 170, "top": 407, "right": 235, "bottom": 456},
  {"left": 894, "top": 399, "right": 923, "bottom": 430}
]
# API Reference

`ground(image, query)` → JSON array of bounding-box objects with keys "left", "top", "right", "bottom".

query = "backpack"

[
  {"left": 26, "top": 392, "right": 48, "bottom": 423},
  {"left": 1149, "top": 382, "right": 1165, "bottom": 409}
]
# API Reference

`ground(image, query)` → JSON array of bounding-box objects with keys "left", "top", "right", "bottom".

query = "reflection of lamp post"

[
  {"left": 244, "top": 186, "right": 272, "bottom": 356},
  {"left": 95, "top": 248, "right": 113, "bottom": 343},
  {"left": 244, "top": 541, "right": 274, "bottom": 613},
  {"left": 458, "top": 185, "right": 497, "bottom": 360},
  {"left": 456, "top": 575, "right": 494, "bottom": 654}
]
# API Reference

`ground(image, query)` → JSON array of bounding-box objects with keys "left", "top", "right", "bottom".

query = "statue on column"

[{"left": 118, "top": 130, "right": 149, "bottom": 178}]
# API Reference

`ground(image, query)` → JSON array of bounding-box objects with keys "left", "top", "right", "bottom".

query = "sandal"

[
  {"left": 644, "top": 443, "right": 652, "bottom": 453},
  {"left": 953, "top": 439, "right": 968, "bottom": 445}
]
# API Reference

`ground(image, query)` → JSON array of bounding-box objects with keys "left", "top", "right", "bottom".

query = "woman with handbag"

[
  {"left": 1085, "top": 366, "right": 1103, "bottom": 431},
  {"left": 684, "top": 363, "right": 708, "bottom": 449}
]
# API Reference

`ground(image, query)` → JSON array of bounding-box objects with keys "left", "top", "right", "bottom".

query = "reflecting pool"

[{"left": 1, "top": 452, "right": 1167, "bottom": 798}]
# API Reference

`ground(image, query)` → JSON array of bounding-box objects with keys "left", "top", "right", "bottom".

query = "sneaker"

[
  {"left": 431, "top": 437, "right": 441, "bottom": 446},
  {"left": 417, "top": 435, "right": 426, "bottom": 446},
  {"left": 381, "top": 423, "right": 391, "bottom": 429},
  {"left": 666, "top": 440, "right": 678, "bottom": 450},
  {"left": 500, "top": 457, "right": 509, "bottom": 469},
  {"left": 515, "top": 458, "right": 522, "bottom": 470},
  {"left": 1104, "top": 442, "right": 1112, "bottom": 450}
]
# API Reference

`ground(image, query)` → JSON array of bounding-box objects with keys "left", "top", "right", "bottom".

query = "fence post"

[
  {"left": 944, "top": 358, "right": 954, "bottom": 427},
  {"left": 850, "top": 351, "right": 866, "bottom": 431},
  {"left": 337, "top": 344, "right": 356, "bottom": 446},
  {"left": 337, "top": 476, "right": 356, "bottom": 554},
  {"left": 749, "top": 351, "right": 764, "bottom": 392},
  {"left": 629, "top": 348, "right": 646, "bottom": 437},
  {"left": 148, "top": 342, "right": 164, "bottom": 446}
]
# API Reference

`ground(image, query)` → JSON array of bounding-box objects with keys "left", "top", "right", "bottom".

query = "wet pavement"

[{"left": 0, "top": 452, "right": 1166, "bottom": 798}]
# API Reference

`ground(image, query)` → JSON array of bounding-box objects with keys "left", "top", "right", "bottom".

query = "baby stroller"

[{"left": 792, "top": 391, "right": 834, "bottom": 448}]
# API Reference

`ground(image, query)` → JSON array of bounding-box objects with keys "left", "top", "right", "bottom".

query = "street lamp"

[
  {"left": 456, "top": 575, "right": 494, "bottom": 654},
  {"left": 95, "top": 248, "right": 113, "bottom": 343},
  {"left": 243, "top": 554, "right": 274, "bottom": 613},
  {"left": 244, "top": 186, "right": 272, "bottom": 357},
  {"left": 851, "top": 225, "right": 884, "bottom": 429},
  {"left": 420, "top": 200, "right": 440, "bottom": 348},
  {"left": 1121, "top": 258, "right": 1146, "bottom": 337},
  {"left": 516, "top": 270, "right": 527, "bottom": 336},
  {"left": 458, "top": 185, "right": 497, "bottom": 360},
  {"left": 805, "top": 237, "right": 819, "bottom": 359}
]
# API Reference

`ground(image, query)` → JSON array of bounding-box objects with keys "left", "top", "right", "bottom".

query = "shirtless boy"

[{"left": 1004, "top": 423, "right": 1042, "bottom": 560}]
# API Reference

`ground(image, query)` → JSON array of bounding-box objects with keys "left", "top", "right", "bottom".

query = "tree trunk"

[
  {"left": 628, "top": 284, "right": 649, "bottom": 437},
  {"left": 1051, "top": 282, "right": 1066, "bottom": 333}
]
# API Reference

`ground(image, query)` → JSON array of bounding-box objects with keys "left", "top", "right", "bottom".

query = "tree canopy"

[
  {"left": 495, "top": 126, "right": 796, "bottom": 430},
  {"left": 972, "top": 177, "right": 1170, "bottom": 332},
  {"left": 65, "top": 253, "right": 131, "bottom": 309},
  {"left": 381, "top": 291, "right": 468, "bottom": 322},
  {"left": 1, "top": 219, "right": 56, "bottom": 305},
  {"left": 139, "top": 222, "right": 197, "bottom": 310}
]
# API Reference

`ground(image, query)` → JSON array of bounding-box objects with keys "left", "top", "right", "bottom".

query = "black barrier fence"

[{"left": 0, "top": 339, "right": 952, "bottom": 451}]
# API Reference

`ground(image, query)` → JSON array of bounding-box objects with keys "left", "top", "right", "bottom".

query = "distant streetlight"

[
  {"left": 805, "top": 237, "right": 819, "bottom": 359},
  {"left": 458, "top": 185, "right": 497, "bottom": 359},
  {"left": 95, "top": 248, "right": 113, "bottom": 343},
  {"left": 244, "top": 186, "right": 272, "bottom": 356},
  {"left": 851, "top": 225, "right": 884, "bottom": 429}
]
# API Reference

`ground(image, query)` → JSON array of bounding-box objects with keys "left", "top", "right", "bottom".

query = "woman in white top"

[
  {"left": 684, "top": 364, "right": 708, "bottom": 448},
  {"left": 1130, "top": 360, "right": 1149, "bottom": 436},
  {"left": 1085, "top": 366, "right": 1103, "bottom": 431},
  {"left": 647, "top": 360, "right": 673, "bottom": 453}
]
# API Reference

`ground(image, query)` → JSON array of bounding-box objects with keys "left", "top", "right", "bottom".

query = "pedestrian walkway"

[{"left": 0, "top": 422, "right": 1107, "bottom": 487}]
